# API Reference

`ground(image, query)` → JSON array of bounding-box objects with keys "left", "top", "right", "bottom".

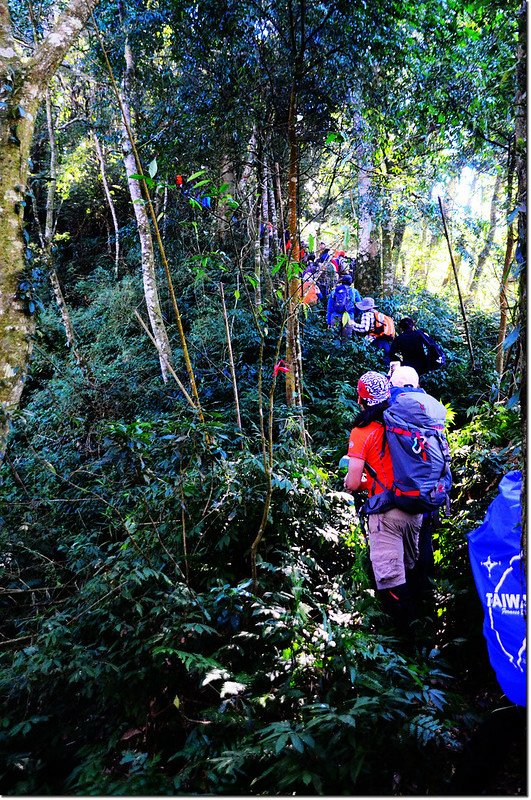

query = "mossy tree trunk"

[{"left": 0, "top": 0, "right": 99, "bottom": 462}]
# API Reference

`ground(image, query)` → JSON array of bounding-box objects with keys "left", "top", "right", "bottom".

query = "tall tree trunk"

[
  {"left": 42, "top": 88, "right": 88, "bottom": 372},
  {"left": 92, "top": 129, "right": 120, "bottom": 278},
  {"left": 261, "top": 160, "right": 274, "bottom": 302},
  {"left": 0, "top": 0, "right": 100, "bottom": 462},
  {"left": 284, "top": 85, "right": 304, "bottom": 415},
  {"left": 120, "top": 24, "right": 172, "bottom": 382},
  {"left": 282, "top": 0, "right": 306, "bottom": 446},
  {"left": 422, "top": 231, "right": 438, "bottom": 286},
  {"left": 391, "top": 217, "right": 406, "bottom": 273},
  {"left": 218, "top": 153, "right": 235, "bottom": 244},
  {"left": 495, "top": 140, "right": 516, "bottom": 378},
  {"left": 356, "top": 160, "right": 380, "bottom": 294},
  {"left": 441, "top": 233, "right": 464, "bottom": 288},
  {"left": 237, "top": 124, "right": 257, "bottom": 200},
  {"left": 468, "top": 172, "right": 503, "bottom": 299},
  {"left": 380, "top": 193, "right": 394, "bottom": 296},
  {"left": 253, "top": 149, "right": 262, "bottom": 307},
  {"left": 267, "top": 161, "right": 279, "bottom": 262}
]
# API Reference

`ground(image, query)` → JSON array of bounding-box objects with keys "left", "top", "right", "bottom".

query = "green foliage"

[{"left": 0, "top": 0, "right": 524, "bottom": 793}]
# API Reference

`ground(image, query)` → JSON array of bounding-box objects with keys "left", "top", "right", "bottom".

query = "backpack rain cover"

[{"left": 467, "top": 470, "right": 526, "bottom": 707}]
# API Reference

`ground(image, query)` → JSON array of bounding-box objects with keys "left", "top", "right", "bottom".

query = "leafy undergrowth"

[{"left": 0, "top": 282, "right": 524, "bottom": 795}]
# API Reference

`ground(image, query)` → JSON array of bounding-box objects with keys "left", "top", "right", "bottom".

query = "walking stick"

[{"left": 438, "top": 196, "right": 477, "bottom": 371}]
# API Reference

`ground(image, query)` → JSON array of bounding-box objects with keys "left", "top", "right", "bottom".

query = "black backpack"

[{"left": 421, "top": 331, "right": 446, "bottom": 371}]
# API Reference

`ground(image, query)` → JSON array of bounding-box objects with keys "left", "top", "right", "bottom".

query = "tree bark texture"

[
  {"left": 0, "top": 0, "right": 99, "bottom": 461},
  {"left": 380, "top": 193, "right": 394, "bottom": 296},
  {"left": 495, "top": 141, "right": 516, "bottom": 378},
  {"left": 92, "top": 129, "right": 120, "bottom": 278},
  {"left": 218, "top": 153, "right": 235, "bottom": 244},
  {"left": 42, "top": 88, "right": 87, "bottom": 372},
  {"left": 120, "top": 33, "right": 172, "bottom": 383},
  {"left": 355, "top": 162, "right": 380, "bottom": 295},
  {"left": 467, "top": 172, "right": 502, "bottom": 299},
  {"left": 391, "top": 218, "right": 406, "bottom": 272},
  {"left": 284, "top": 86, "right": 304, "bottom": 413}
]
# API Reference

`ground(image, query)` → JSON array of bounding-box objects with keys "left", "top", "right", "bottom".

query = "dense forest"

[{"left": 0, "top": 0, "right": 526, "bottom": 795}]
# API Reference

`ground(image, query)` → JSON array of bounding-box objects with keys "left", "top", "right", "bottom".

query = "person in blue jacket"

[{"left": 326, "top": 275, "right": 361, "bottom": 340}]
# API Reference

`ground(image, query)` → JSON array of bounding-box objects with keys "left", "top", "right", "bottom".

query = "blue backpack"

[
  {"left": 331, "top": 284, "right": 350, "bottom": 315},
  {"left": 363, "top": 392, "right": 452, "bottom": 515},
  {"left": 467, "top": 471, "right": 526, "bottom": 707}
]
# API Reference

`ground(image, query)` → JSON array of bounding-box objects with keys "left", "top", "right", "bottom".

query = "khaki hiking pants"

[{"left": 367, "top": 508, "right": 423, "bottom": 590}]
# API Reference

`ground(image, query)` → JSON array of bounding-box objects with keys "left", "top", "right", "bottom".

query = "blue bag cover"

[{"left": 467, "top": 471, "right": 526, "bottom": 706}]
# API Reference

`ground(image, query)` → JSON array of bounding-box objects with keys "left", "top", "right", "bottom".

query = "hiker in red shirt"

[{"left": 344, "top": 371, "right": 423, "bottom": 631}]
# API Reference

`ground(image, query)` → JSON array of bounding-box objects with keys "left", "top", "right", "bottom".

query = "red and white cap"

[{"left": 357, "top": 371, "right": 390, "bottom": 406}]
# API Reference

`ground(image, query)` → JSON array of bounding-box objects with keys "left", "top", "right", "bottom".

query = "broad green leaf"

[
  {"left": 342, "top": 311, "right": 350, "bottom": 326},
  {"left": 290, "top": 732, "right": 304, "bottom": 752},
  {"left": 148, "top": 158, "right": 158, "bottom": 178}
]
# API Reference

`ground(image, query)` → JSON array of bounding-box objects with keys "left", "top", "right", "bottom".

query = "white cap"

[{"left": 390, "top": 366, "right": 419, "bottom": 388}]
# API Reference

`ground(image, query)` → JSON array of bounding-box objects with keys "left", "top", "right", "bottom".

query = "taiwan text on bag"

[{"left": 468, "top": 471, "right": 526, "bottom": 707}]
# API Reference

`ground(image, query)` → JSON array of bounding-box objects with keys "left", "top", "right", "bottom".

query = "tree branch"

[{"left": 26, "top": 0, "right": 100, "bottom": 91}]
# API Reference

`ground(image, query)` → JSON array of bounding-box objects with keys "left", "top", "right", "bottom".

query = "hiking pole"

[{"left": 437, "top": 196, "right": 477, "bottom": 371}]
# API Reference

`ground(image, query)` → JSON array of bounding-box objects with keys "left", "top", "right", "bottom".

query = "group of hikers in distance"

[
  {"left": 298, "top": 240, "right": 450, "bottom": 642},
  {"left": 299, "top": 238, "right": 446, "bottom": 371}
]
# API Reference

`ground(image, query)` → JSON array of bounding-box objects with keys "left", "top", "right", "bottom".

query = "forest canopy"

[{"left": 0, "top": 0, "right": 526, "bottom": 795}]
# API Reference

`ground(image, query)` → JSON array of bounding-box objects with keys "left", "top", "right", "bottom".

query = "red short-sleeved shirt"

[{"left": 348, "top": 421, "right": 394, "bottom": 497}]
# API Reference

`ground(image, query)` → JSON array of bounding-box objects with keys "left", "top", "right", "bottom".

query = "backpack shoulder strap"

[{"left": 362, "top": 424, "right": 388, "bottom": 492}]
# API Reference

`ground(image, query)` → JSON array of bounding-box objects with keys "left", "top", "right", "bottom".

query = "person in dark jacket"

[{"left": 388, "top": 317, "right": 433, "bottom": 375}]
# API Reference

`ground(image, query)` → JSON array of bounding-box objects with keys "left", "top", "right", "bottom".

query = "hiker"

[
  {"left": 344, "top": 371, "right": 423, "bottom": 631},
  {"left": 389, "top": 366, "right": 438, "bottom": 616},
  {"left": 389, "top": 317, "right": 445, "bottom": 375},
  {"left": 326, "top": 275, "right": 361, "bottom": 339},
  {"left": 300, "top": 274, "right": 321, "bottom": 306},
  {"left": 350, "top": 297, "right": 396, "bottom": 364},
  {"left": 388, "top": 364, "right": 426, "bottom": 402},
  {"left": 317, "top": 241, "right": 330, "bottom": 262}
]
